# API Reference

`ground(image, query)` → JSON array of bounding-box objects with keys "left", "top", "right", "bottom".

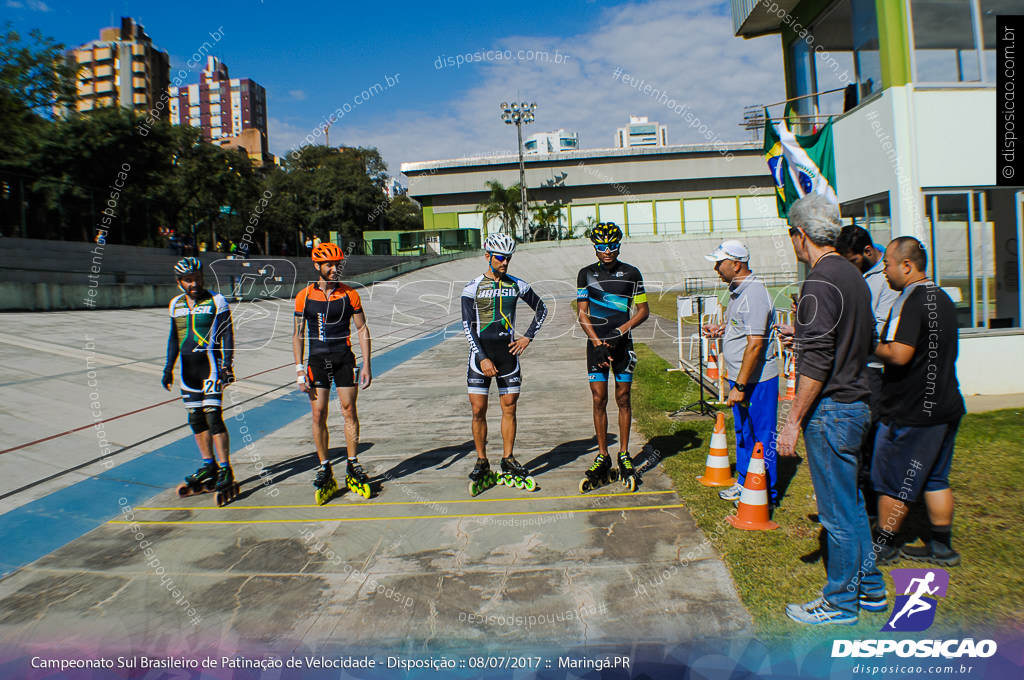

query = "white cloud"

[
  {"left": 269, "top": 0, "right": 784, "bottom": 177},
  {"left": 268, "top": 117, "right": 322, "bottom": 157},
  {"left": 288, "top": 90, "right": 306, "bottom": 100}
]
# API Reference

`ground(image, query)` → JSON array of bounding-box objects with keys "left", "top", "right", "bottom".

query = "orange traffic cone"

[
  {"left": 697, "top": 412, "right": 735, "bottom": 487},
  {"left": 706, "top": 342, "right": 720, "bottom": 381},
  {"left": 727, "top": 443, "right": 779, "bottom": 531},
  {"left": 780, "top": 353, "right": 796, "bottom": 402}
]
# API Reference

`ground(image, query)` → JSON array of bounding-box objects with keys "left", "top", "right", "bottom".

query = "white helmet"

[{"left": 484, "top": 233, "right": 516, "bottom": 256}]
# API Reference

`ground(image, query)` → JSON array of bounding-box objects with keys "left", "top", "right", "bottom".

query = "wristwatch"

[{"left": 734, "top": 383, "right": 747, "bottom": 393}]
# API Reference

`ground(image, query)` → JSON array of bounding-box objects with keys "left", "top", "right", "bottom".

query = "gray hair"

[{"left": 788, "top": 194, "right": 842, "bottom": 247}]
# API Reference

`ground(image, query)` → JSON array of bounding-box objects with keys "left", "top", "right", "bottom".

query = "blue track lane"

[{"left": 0, "top": 322, "right": 461, "bottom": 579}]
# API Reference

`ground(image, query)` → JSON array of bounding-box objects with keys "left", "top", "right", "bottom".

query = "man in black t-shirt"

[{"left": 872, "top": 237, "right": 965, "bottom": 567}]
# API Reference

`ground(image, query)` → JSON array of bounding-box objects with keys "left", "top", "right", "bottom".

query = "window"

[
  {"left": 910, "top": 0, "right": 980, "bottom": 82},
  {"left": 786, "top": 0, "right": 878, "bottom": 124},
  {"left": 843, "top": 193, "right": 892, "bottom": 247},
  {"left": 980, "top": 0, "right": 1017, "bottom": 82},
  {"left": 926, "top": 190, "right": 1015, "bottom": 328}
]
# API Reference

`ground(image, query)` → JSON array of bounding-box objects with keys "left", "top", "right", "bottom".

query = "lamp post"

[{"left": 500, "top": 101, "right": 536, "bottom": 242}]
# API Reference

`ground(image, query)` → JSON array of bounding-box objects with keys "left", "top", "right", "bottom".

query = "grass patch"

[{"left": 631, "top": 343, "right": 1024, "bottom": 641}]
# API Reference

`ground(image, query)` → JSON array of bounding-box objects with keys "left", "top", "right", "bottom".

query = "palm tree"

[
  {"left": 478, "top": 180, "right": 522, "bottom": 237},
  {"left": 530, "top": 203, "right": 563, "bottom": 241}
]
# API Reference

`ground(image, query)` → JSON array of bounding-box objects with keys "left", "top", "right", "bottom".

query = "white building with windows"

[
  {"left": 400, "top": 142, "right": 784, "bottom": 241},
  {"left": 615, "top": 115, "right": 668, "bottom": 148},
  {"left": 524, "top": 129, "right": 580, "bottom": 154},
  {"left": 732, "top": 0, "right": 1017, "bottom": 394}
]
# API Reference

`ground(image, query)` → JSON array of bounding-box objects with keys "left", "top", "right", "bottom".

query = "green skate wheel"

[
  {"left": 514, "top": 478, "right": 524, "bottom": 490},
  {"left": 469, "top": 480, "right": 479, "bottom": 496},
  {"left": 524, "top": 477, "right": 537, "bottom": 492}
]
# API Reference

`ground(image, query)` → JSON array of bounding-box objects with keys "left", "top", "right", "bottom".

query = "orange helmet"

[{"left": 311, "top": 242, "right": 343, "bottom": 263}]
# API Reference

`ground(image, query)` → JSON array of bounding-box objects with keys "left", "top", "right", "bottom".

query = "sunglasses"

[
  {"left": 489, "top": 253, "right": 511, "bottom": 262},
  {"left": 788, "top": 227, "right": 802, "bottom": 237},
  {"left": 594, "top": 244, "right": 620, "bottom": 253}
]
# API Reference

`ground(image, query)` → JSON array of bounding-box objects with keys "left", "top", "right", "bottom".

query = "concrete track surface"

[{"left": 0, "top": 242, "right": 757, "bottom": 658}]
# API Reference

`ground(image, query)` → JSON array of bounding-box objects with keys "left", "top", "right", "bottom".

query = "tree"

[
  {"left": 1, "top": 23, "right": 78, "bottom": 219},
  {"left": 282, "top": 145, "right": 390, "bottom": 244},
  {"left": 529, "top": 203, "right": 563, "bottom": 241},
  {"left": 0, "top": 23, "right": 77, "bottom": 116},
  {"left": 383, "top": 194, "right": 423, "bottom": 231},
  {"left": 478, "top": 180, "right": 521, "bottom": 236}
]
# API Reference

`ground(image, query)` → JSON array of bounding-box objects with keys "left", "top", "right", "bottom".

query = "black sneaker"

[
  {"left": 900, "top": 541, "right": 961, "bottom": 567},
  {"left": 874, "top": 543, "right": 900, "bottom": 566}
]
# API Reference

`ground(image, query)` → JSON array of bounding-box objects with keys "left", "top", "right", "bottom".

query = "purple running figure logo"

[{"left": 882, "top": 568, "right": 949, "bottom": 632}]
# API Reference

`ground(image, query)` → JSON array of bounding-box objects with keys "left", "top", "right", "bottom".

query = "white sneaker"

[{"left": 718, "top": 483, "right": 743, "bottom": 501}]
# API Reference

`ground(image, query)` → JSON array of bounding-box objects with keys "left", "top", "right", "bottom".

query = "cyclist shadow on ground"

[
  {"left": 525, "top": 437, "right": 604, "bottom": 477},
  {"left": 373, "top": 442, "right": 475, "bottom": 483},
  {"left": 634, "top": 428, "right": 703, "bottom": 476},
  {"left": 236, "top": 442, "right": 376, "bottom": 491}
]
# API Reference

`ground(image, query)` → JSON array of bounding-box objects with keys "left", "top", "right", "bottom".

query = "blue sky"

[{"left": 5, "top": 0, "right": 786, "bottom": 181}]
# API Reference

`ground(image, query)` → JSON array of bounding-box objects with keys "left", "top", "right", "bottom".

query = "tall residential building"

[
  {"left": 169, "top": 57, "right": 269, "bottom": 163},
  {"left": 69, "top": 17, "right": 170, "bottom": 112},
  {"left": 524, "top": 129, "right": 580, "bottom": 154},
  {"left": 614, "top": 115, "right": 668, "bottom": 148}
]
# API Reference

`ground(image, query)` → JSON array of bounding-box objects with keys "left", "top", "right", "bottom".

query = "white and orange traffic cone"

[
  {"left": 780, "top": 353, "right": 796, "bottom": 402},
  {"left": 706, "top": 341, "right": 720, "bottom": 381},
  {"left": 727, "top": 443, "right": 779, "bottom": 531},
  {"left": 697, "top": 412, "right": 735, "bottom": 487}
]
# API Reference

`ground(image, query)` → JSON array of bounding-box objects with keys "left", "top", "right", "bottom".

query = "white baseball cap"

[{"left": 704, "top": 240, "right": 750, "bottom": 263}]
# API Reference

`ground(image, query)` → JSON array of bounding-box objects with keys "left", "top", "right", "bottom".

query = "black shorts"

[
  {"left": 467, "top": 347, "right": 521, "bottom": 395},
  {"left": 871, "top": 418, "right": 960, "bottom": 501},
  {"left": 180, "top": 354, "right": 224, "bottom": 407},
  {"left": 307, "top": 351, "right": 357, "bottom": 389},
  {"left": 587, "top": 336, "right": 636, "bottom": 383}
]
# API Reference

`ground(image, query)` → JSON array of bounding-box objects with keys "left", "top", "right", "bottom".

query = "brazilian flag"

[{"left": 763, "top": 106, "right": 838, "bottom": 218}]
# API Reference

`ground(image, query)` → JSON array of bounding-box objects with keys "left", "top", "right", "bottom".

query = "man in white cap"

[{"left": 703, "top": 240, "right": 779, "bottom": 507}]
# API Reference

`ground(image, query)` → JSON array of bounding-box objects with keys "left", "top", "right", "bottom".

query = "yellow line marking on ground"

[
  {"left": 110, "top": 502, "right": 688, "bottom": 526},
  {"left": 134, "top": 489, "right": 676, "bottom": 511}
]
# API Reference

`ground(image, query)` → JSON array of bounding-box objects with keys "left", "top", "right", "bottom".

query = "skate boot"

[
  {"left": 313, "top": 461, "right": 339, "bottom": 506},
  {"left": 617, "top": 451, "right": 638, "bottom": 492},
  {"left": 468, "top": 458, "right": 498, "bottom": 496},
  {"left": 579, "top": 452, "right": 616, "bottom": 493},
  {"left": 499, "top": 454, "right": 537, "bottom": 491},
  {"left": 214, "top": 465, "right": 240, "bottom": 506},
  {"left": 178, "top": 461, "right": 218, "bottom": 497},
  {"left": 345, "top": 458, "right": 373, "bottom": 499}
]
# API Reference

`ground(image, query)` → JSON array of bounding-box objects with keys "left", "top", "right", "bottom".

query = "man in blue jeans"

[
  {"left": 703, "top": 239, "right": 779, "bottom": 506},
  {"left": 777, "top": 194, "right": 886, "bottom": 625}
]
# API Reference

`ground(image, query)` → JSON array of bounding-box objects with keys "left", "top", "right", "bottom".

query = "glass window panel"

[
  {"left": 929, "top": 193, "right": 972, "bottom": 328},
  {"left": 598, "top": 203, "right": 625, "bottom": 227},
  {"left": 684, "top": 198, "right": 711, "bottom": 234},
  {"left": 970, "top": 190, "right": 999, "bottom": 327},
  {"left": 980, "top": 0, "right": 1018, "bottom": 82},
  {"left": 911, "top": 0, "right": 981, "bottom": 82},
  {"left": 655, "top": 200, "right": 682, "bottom": 235},
  {"left": 626, "top": 202, "right": 654, "bottom": 236},
  {"left": 851, "top": 0, "right": 881, "bottom": 95},
  {"left": 866, "top": 195, "right": 892, "bottom": 247},
  {"left": 569, "top": 204, "right": 596, "bottom": 230},
  {"left": 711, "top": 197, "right": 739, "bottom": 232}
]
